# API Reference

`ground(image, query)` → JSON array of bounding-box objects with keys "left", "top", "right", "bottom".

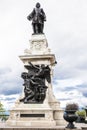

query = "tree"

[
  {"left": 76, "top": 110, "right": 86, "bottom": 123},
  {"left": 0, "top": 102, "right": 6, "bottom": 121}
]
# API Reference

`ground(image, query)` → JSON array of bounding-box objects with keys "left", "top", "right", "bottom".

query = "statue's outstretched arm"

[
  {"left": 27, "top": 9, "right": 35, "bottom": 21},
  {"left": 28, "top": 62, "right": 40, "bottom": 70}
]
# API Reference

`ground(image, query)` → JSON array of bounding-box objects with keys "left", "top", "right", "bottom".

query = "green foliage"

[
  {"left": 0, "top": 102, "right": 5, "bottom": 111},
  {"left": 76, "top": 110, "right": 86, "bottom": 118},
  {"left": 0, "top": 102, "right": 6, "bottom": 121}
]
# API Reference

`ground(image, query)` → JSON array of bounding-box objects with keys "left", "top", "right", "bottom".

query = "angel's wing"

[
  {"left": 44, "top": 66, "right": 51, "bottom": 83},
  {"left": 24, "top": 62, "right": 40, "bottom": 77}
]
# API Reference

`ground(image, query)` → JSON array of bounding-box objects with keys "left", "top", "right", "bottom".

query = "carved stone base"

[
  {"left": 6, "top": 103, "right": 56, "bottom": 127},
  {"left": 24, "top": 34, "right": 51, "bottom": 55},
  {"left": 7, "top": 121, "right": 56, "bottom": 127}
]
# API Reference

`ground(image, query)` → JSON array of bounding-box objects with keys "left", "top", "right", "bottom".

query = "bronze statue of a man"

[{"left": 27, "top": 2, "right": 46, "bottom": 34}]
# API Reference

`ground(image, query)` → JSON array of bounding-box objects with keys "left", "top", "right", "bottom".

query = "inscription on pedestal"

[{"left": 20, "top": 114, "right": 45, "bottom": 117}]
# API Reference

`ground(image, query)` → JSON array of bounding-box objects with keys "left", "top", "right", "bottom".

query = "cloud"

[
  {"left": 0, "top": 66, "right": 23, "bottom": 96},
  {"left": 54, "top": 88, "right": 87, "bottom": 108},
  {"left": 0, "top": 67, "right": 11, "bottom": 75},
  {"left": 76, "top": 84, "right": 87, "bottom": 97},
  {"left": 53, "top": 78, "right": 83, "bottom": 90},
  {"left": 0, "top": 94, "right": 19, "bottom": 110},
  {"left": 53, "top": 78, "right": 87, "bottom": 108}
]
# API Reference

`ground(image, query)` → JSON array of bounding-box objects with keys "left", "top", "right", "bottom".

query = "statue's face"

[
  {"left": 36, "top": 3, "right": 40, "bottom": 8},
  {"left": 41, "top": 64, "right": 45, "bottom": 69}
]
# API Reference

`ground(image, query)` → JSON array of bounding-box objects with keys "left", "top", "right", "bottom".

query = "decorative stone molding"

[{"left": 24, "top": 34, "right": 50, "bottom": 55}]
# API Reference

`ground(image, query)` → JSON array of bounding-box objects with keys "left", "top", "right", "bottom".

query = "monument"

[{"left": 6, "top": 3, "right": 65, "bottom": 127}]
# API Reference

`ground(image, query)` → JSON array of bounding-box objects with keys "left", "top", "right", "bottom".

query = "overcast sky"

[{"left": 0, "top": 0, "right": 87, "bottom": 110}]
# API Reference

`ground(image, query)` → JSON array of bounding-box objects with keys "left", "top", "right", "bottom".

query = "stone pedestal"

[
  {"left": 6, "top": 34, "right": 65, "bottom": 127},
  {"left": 6, "top": 103, "right": 56, "bottom": 127},
  {"left": 65, "top": 129, "right": 81, "bottom": 130}
]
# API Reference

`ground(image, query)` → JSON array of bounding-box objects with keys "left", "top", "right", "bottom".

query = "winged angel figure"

[{"left": 20, "top": 62, "right": 51, "bottom": 103}]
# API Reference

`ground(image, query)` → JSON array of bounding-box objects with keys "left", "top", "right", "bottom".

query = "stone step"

[{"left": 0, "top": 127, "right": 82, "bottom": 130}]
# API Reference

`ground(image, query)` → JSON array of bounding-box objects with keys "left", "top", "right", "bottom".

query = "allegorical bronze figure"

[
  {"left": 20, "top": 62, "right": 51, "bottom": 103},
  {"left": 27, "top": 2, "right": 46, "bottom": 34}
]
